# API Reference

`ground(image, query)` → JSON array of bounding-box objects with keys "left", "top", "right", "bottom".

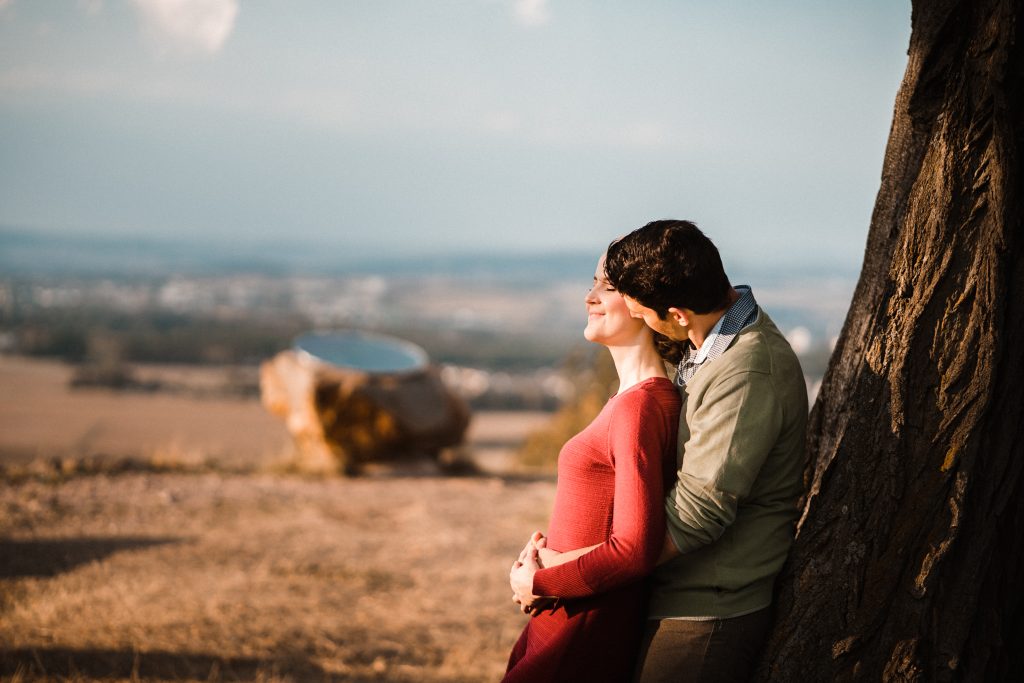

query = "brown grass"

[
  {"left": 0, "top": 357, "right": 558, "bottom": 682},
  {"left": 0, "top": 472, "right": 555, "bottom": 681}
]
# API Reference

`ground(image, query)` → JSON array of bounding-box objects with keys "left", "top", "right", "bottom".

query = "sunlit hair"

[{"left": 605, "top": 219, "right": 732, "bottom": 318}]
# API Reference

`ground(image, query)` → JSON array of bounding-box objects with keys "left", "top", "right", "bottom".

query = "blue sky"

[{"left": 0, "top": 0, "right": 910, "bottom": 269}]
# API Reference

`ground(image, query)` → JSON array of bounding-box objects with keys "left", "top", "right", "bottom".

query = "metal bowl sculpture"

[
  {"left": 260, "top": 331, "right": 469, "bottom": 474},
  {"left": 293, "top": 331, "right": 428, "bottom": 373}
]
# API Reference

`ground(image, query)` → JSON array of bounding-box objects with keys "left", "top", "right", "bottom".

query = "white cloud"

[
  {"left": 513, "top": 0, "right": 549, "bottom": 27},
  {"left": 785, "top": 326, "right": 813, "bottom": 355},
  {"left": 131, "top": 0, "right": 238, "bottom": 55}
]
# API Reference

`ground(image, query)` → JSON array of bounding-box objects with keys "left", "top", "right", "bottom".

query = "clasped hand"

[{"left": 510, "top": 531, "right": 557, "bottom": 615}]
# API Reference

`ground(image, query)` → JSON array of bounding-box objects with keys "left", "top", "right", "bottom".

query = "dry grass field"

[{"left": 0, "top": 357, "right": 557, "bottom": 682}]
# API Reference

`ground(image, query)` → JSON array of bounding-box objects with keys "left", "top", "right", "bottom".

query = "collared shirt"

[{"left": 675, "top": 285, "right": 758, "bottom": 386}]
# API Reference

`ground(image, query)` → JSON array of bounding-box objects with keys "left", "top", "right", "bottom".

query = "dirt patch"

[{"left": 0, "top": 357, "right": 294, "bottom": 470}]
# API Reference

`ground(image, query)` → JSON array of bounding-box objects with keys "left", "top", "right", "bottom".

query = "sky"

[{"left": 0, "top": 0, "right": 911, "bottom": 270}]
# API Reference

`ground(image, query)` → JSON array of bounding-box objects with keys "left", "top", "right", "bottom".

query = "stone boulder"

[{"left": 260, "top": 349, "right": 470, "bottom": 474}]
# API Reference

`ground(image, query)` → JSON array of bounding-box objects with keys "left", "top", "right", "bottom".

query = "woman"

[{"left": 503, "top": 251, "right": 681, "bottom": 682}]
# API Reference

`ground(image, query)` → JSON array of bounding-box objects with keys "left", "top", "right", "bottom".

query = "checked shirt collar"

[{"left": 675, "top": 285, "right": 759, "bottom": 387}]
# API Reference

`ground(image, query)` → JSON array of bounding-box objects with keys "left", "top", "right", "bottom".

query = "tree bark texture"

[{"left": 759, "top": 1, "right": 1023, "bottom": 680}]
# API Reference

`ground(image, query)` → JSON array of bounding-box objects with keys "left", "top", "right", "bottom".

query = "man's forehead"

[{"left": 622, "top": 295, "right": 646, "bottom": 311}]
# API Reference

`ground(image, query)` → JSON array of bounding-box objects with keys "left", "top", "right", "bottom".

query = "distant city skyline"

[{"left": 1, "top": 1, "right": 911, "bottom": 270}]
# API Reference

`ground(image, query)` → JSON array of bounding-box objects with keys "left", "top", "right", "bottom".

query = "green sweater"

[{"left": 650, "top": 311, "right": 807, "bottom": 619}]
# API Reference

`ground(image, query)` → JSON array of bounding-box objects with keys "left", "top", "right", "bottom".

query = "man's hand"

[{"left": 657, "top": 532, "right": 681, "bottom": 565}]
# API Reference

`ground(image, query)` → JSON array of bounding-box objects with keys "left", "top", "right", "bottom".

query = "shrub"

[{"left": 517, "top": 347, "right": 619, "bottom": 469}]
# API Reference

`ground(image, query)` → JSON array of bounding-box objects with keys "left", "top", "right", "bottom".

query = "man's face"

[{"left": 623, "top": 295, "right": 688, "bottom": 341}]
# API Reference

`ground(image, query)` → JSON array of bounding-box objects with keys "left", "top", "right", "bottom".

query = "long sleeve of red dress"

[{"left": 531, "top": 377, "right": 680, "bottom": 599}]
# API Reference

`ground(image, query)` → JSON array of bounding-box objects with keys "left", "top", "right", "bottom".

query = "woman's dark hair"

[
  {"left": 605, "top": 219, "right": 732, "bottom": 318},
  {"left": 652, "top": 332, "right": 687, "bottom": 365}
]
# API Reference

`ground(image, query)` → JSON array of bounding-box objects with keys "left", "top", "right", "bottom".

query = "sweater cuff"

[{"left": 532, "top": 562, "right": 593, "bottom": 599}]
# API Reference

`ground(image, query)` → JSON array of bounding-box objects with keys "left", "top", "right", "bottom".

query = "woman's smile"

[{"left": 583, "top": 254, "right": 649, "bottom": 345}]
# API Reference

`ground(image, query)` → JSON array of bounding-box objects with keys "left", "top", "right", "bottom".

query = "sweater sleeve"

[
  {"left": 532, "top": 390, "right": 671, "bottom": 598},
  {"left": 665, "top": 370, "right": 782, "bottom": 554}
]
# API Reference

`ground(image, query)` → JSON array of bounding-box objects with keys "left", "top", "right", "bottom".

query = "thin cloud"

[
  {"left": 77, "top": 0, "right": 104, "bottom": 15},
  {"left": 513, "top": 0, "right": 549, "bottom": 27},
  {"left": 0, "top": 66, "right": 122, "bottom": 95},
  {"left": 622, "top": 122, "right": 672, "bottom": 148},
  {"left": 131, "top": 0, "right": 238, "bottom": 55},
  {"left": 483, "top": 111, "right": 523, "bottom": 134}
]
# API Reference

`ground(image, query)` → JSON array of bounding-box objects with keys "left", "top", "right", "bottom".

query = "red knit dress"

[{"left": 503, "top": 376, "right": 681, "bottom": 683}]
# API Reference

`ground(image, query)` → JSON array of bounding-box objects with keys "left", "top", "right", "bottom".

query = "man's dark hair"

[{"left": 605, "top": 219, "right": 732, "bottom": 317}]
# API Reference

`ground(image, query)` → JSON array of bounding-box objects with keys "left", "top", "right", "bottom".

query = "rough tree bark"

[{"left": 758, "top": 1, "right": 1023, "bottom": 681}]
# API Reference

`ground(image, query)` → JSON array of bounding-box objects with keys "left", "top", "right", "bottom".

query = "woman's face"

[{"left": 584, "top": 254, "right": 649, "bottom": 346}]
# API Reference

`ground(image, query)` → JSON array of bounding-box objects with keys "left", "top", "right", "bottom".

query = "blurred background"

[{"left": 0, "top": 1, "right": 910, "bottom": 680}]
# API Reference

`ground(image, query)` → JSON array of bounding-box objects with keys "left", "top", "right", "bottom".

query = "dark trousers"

[{"left": 632, "top": 608, "right": 772, "bottom": 683}]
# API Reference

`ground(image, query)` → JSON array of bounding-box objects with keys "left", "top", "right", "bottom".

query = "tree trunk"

[{"left": 758, "top": 1, "right": 1024, "bottom": 680}]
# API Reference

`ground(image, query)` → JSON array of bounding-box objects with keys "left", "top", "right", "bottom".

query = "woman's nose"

[{"left": 584, "top": 285, "right": 600, "bottom": 304}]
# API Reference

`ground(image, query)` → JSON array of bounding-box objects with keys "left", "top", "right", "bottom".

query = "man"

[{"left": 603, "top": 219, "right": 807, "bottom": 682}]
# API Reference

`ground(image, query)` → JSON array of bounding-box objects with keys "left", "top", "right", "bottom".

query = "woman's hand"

[
  {"left": 516, "top": 531, "right": 546, "bottom": 566},
  {"left": 510, "top": 531, "right": 558, "bottom": 615},
  {"left": 510, "top": 544, "right": 546, "bottom": 614}
]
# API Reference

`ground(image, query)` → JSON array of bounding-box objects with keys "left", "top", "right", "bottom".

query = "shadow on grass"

[
  {"left": 0, "top": 537, "right": 183, "bottom": 579},
  {"left": 0, "top": 647, "right": 332, "bottom": 681}
]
